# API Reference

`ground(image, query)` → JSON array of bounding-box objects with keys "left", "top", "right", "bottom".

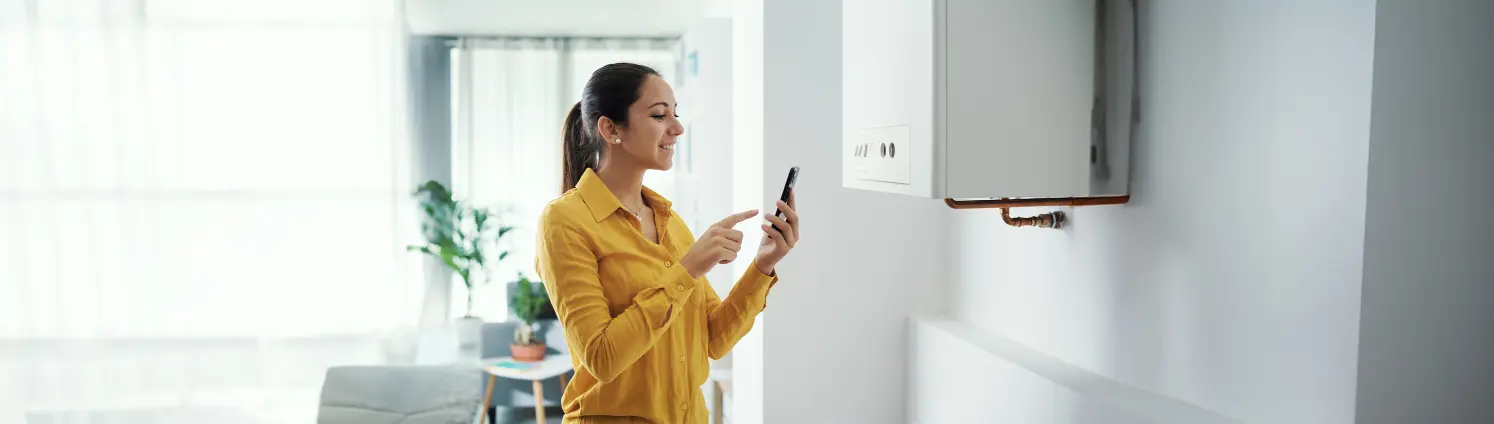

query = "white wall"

[
  {"left": 949, "top": 1, "right": 1377, "bottom": 423},
  {"left": 1353, "top": 1, "right": 1494, "bottom": 422},
  {"left": 756, "top": 1, "right": 950, "bottom": 423}
]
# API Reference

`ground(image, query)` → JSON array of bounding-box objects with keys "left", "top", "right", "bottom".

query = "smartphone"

[{"left": 772, "top": 166, "right": 800, "bottom": 232}]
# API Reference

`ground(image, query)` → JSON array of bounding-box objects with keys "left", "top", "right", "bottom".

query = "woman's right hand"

[{"left": 680, "top": 209, "right": 759, "bottom": 278}]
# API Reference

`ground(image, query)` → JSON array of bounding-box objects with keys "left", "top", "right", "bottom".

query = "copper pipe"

[
  {"left": 943, "top": 195, "right": 1128, "bottom": 230},
  {"left": 1001, "top": 208, "right": 1065, "bottom": 229},
  {"left": 942, "top": 195, "right": 1130, "bottom": 209}
]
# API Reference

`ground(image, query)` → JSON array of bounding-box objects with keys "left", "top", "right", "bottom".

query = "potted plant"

[
  {"left": 407, "top": 180, "right": 513, "bottom": 353},
  {"left": 509, "top": 273, "right": 551, "bottom": 362}
]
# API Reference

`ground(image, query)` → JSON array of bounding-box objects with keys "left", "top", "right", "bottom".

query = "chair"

[
  {"left": 316, "top": 364, "right": 483, "bottom": 424},
  {"left": 477, "top": 320, "right": 571, "bottom": 423}
]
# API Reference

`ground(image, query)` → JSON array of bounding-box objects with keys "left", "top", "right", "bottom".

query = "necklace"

[{"left": 624, "top": 202, "right": 646, "bottom": 222}]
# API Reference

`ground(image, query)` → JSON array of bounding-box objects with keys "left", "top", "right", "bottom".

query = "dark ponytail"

[
  {"left": 561, "top": 102, "right": 594, "bottom": 193},
  {"left": 560, "top": 62, "right": 661, "bottom": 193}
]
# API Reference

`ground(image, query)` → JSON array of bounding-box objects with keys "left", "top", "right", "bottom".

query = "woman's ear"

[{"left": 597, "top": 116, "right": 620, "bottom": 144}]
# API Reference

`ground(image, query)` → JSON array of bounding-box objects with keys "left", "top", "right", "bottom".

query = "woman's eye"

[{"left": 652, "top": 115, "right": 666, "bottom": 120}]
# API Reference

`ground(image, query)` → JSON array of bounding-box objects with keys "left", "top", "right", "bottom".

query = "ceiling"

[{"left": 404, "top": 0, "right": 727, "bottom": 37}]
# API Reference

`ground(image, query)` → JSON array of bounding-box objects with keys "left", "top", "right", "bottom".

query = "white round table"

[{"left": 477, "top": 355, "right": 573, "bottom": 424}]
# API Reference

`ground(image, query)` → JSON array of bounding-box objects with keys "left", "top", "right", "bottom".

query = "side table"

[{"left": 478, "top": 355, "right": 573, "bottom": 424}]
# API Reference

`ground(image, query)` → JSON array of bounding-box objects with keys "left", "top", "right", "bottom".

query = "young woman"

[{"left": 535, "top": 62, "right": 800, "bottom": 423}]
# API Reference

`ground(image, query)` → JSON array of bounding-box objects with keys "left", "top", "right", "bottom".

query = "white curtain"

[
  {"left": 450, "top": 37, "right": 675, "bottom": 321},
  {"left": 0, "top": 1, "right": 421, "bottom": 423}
]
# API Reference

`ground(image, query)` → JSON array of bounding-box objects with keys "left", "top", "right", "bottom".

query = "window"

[{"left": 0, "top": 1, "right": 419, "bottom": 422}]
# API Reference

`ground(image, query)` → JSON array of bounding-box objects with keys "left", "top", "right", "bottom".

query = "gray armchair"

[{"left": 477, "top": 320, "right": 571, "bottom": 423}]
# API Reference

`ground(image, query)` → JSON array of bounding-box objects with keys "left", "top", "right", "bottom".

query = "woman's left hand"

[{"left": 755, "top": 190, "right": 799, "bottom": 275}]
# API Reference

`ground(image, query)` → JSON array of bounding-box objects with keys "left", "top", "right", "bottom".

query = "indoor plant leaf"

[{"left": 408, "top": 180, "right": 513, "bottom": 318}]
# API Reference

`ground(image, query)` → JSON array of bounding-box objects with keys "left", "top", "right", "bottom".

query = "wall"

[
  {"left": 949, "top": 1, "right": 1377, "bottom": 423},
  {"left": 757, "top": 1, "right": 950, "bottom": 423},
  {"left": 1354, "top": 1, "right": 1494, "bottom": 422}
]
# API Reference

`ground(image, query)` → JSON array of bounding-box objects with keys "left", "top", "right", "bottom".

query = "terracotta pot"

[{"left": 511, "top": 343, "right": 547, "bottom": 362}]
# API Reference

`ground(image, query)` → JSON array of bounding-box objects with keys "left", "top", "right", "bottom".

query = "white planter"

[{"left": 454, "top": 316, "right": 485, "bottom": 359}]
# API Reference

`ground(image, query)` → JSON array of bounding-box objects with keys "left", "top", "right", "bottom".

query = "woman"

[{"left": 535, "top": 62, "right": 800, "bottom": 423}]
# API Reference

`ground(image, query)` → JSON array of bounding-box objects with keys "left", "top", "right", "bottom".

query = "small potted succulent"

[{"left": 509, "top": 273, "right": 551, "bottom": 362}]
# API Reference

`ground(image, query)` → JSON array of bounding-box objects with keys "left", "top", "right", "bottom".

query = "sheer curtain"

[
  {"left": 0, "top": 1, "right": 420, "bottom": 423},
  {"left": 451, "top": 37, "right": 675, "bottom": 320}
]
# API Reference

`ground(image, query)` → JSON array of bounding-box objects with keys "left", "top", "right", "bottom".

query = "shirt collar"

[{"left": 577, "top": 167, "right": 672, "bottom": 222}]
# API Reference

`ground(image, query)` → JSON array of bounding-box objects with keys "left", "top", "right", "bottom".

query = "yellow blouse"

[{"left": 536, "top": 168, "right": 778, "bottom": 424}]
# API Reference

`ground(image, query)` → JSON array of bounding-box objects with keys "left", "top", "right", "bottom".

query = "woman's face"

[{"left": 608, "top": 75, "right": 683, "bottom": 171}]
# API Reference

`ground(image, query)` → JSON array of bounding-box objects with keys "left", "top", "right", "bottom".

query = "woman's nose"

[{"left": 669, "top": 118, "right": 684, "bottom": 136}]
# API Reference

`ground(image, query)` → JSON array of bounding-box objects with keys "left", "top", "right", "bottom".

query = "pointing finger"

[{"left": 715, "top": 209, "right": 760, "bottom": 228}]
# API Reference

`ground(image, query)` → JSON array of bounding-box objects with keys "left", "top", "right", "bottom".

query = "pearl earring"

[{"left": 614, "top": 138, "right": 622, "bottom": 144}]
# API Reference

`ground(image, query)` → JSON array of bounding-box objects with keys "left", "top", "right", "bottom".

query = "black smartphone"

[{"left": 772, "top": 166, "right": 800, "bottom": 232}]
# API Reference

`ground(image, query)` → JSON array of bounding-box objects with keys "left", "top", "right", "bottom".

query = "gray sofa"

[{"left": 316, "top": 364, "right": 483, "bottom": 424}]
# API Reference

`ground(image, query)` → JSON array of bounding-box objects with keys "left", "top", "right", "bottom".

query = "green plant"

[
  {"left": 407, "top": 180, "right": 513, "bottom": 318},
  {"left": 509, "top": 273, "right": 550, "bottom": 346}
]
